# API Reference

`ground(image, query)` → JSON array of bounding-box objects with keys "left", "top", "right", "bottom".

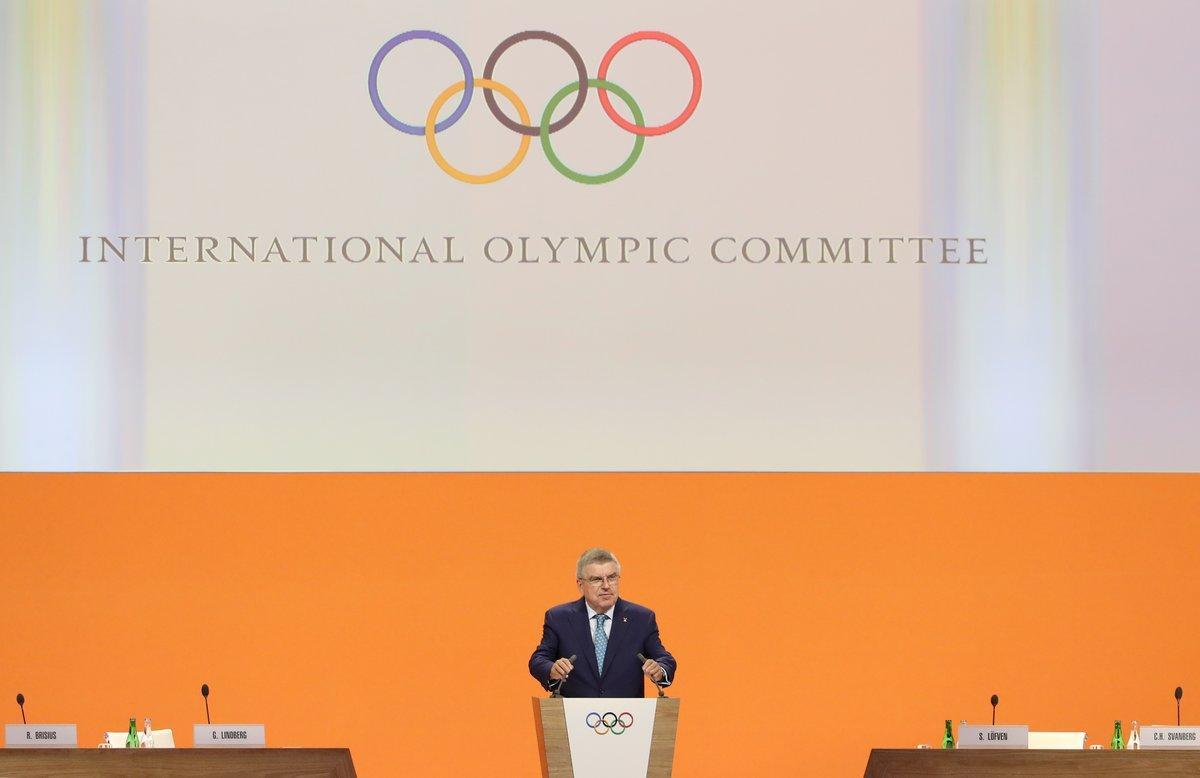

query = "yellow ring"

[{"left": 425, "top": 78, "right": 531, "bottom": 184}]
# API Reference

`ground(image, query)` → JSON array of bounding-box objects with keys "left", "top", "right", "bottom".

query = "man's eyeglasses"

[{"left": 582, "top": 574, "right": 621, "bottom": 587}]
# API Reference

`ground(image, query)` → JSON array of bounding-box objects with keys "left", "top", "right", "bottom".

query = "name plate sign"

[
  {"left": 4, "top": 724, "right": 78, "bottom": 748},
  {"left": 193, "top": 724, "right": 266, "bottom": 747},
  {"left": 1141, "top": 726, "right": 1200, "bottom": 748},
  {"left": 957, "top": 724, "right": 1030, "bottom": 749}
]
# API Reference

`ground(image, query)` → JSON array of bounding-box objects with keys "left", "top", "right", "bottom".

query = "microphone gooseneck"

[
  {"left": 201, "top": 683, "right": 211, "bottom": 725},
  {"left": 550, "top": 655, "right": 577, "bottom": 699},
  {"left": 16, "top": 693, "right": 26, "bottom": 725},
  {"left": 990, "top": 694, "right": 999, "bottom": 726},
  {"left": 1177, "top": 686, "right": 1184, "bottom": 726},
  {"left": 638, "top": 653, "right": 667, "bottom": 698}
]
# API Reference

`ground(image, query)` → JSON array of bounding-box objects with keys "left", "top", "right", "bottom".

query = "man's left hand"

[{"left": 641, "top": 658, "right": 665, "bottom": 683}]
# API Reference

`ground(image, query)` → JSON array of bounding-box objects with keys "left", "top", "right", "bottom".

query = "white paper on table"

[{"left": 1028, "top": 731, "right": 1086, "bottom": 749}]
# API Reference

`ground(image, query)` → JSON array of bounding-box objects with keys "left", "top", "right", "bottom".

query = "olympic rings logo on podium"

[
  {"left": 367, "top": 30, "right": 701, "bottom": 185},
  {"left": 585, "top": 711, "right": 634, "bottom": 735}
]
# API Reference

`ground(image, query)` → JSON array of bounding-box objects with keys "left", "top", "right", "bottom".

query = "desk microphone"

[
  {"left": 16, "top": 693, "right": 26, "bottom": 725},
  {"left": 638, "top": 653, "right": 667, "bottom": 698},
  {"left": 550, "top": 656, "right": 577, "bottom": 699},
  {"left": 1177, "top": 686, "right": 1184, "bottom": 726},
  {"left": 201, "top": 683, "right": 211, "bottom": 724},
  {"left": 990, "top": 694, "right": 999, "bottom": 725}
]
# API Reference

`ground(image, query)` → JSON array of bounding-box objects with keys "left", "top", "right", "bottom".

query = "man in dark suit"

[{"left": 529, "top": 547, "right": 677, "bottom": 698}]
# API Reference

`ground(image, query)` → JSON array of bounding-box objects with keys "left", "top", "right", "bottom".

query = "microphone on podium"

[
  {"left": 1177, "top": 686, "right": 1184, "bottom": 727},
  {"left": 201, "top": 683, "right": 211, "bottom": 725},
  {"left": 990, "top": 694, "right": 999, "bottom": 725},
  {"left": 638, "top": 653, "right": 667, "bottom": 698},
  {"left": 16, "top": 693, "right": 26, "bottom": 725},
  {"left": 550, "top": 656, "right": 577, "bottom": 699}
]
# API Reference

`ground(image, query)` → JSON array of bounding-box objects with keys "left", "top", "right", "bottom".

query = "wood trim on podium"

[
  {"left": 535, "top": 698, "right": 573, "bottom": 776},
  {"left": 0, "top": 748, "right": 356, "bottom": 776},
  {"left": 647, "top": 698, "right": 680, "bottom": 776}
]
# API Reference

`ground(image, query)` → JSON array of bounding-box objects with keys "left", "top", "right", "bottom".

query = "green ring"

[{"left": 540, "top": 78, "right": 645, "bottom": 185}]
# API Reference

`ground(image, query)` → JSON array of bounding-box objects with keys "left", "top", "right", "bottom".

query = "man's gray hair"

[{"left": 576, "top": 547, "right": 621, "bottom": 578}]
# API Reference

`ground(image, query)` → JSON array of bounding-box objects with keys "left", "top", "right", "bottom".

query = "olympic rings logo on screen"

[
  {"left": 367, "top": 30, "right": 701, "bottom": 185},
  {"left": 585, "top": 711, "right": 635, "bottom": 735}
]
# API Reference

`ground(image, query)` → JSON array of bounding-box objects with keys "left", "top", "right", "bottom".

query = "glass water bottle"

[
  {"left": 1110, "top": 720, "right": 1125, "bottom": 750},
  {"left": 941, "top": 719, "right": 955, "bottom": 749}
]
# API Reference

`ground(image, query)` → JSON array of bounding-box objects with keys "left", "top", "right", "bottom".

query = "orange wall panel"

[{"left": 0, "top": 473, "right": 1197, "bottom": 774}]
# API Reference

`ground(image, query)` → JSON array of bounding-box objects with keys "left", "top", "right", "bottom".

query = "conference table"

[
  {"left": 0, "top": 748, "right": 356, "bottom": 776},
  {"left": 865, "top": 748, "right": 1200, "bottom": 776}
]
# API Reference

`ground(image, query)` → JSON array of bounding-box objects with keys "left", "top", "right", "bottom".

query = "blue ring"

[{"left": 368, "top": 30, "right": 474, "bottom": 136}]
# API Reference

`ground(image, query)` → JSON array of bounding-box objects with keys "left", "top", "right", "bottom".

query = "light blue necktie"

[{"left": 593, "top": 613, "right": 609, "bottom": 672}]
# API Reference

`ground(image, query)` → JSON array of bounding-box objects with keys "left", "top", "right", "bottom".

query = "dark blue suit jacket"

[{"left": 529, "top": 597, "right": 677, "bottom": 698}]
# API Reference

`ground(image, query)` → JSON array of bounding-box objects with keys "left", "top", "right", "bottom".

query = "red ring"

[{"left": 596, "top": 31, "right": 701, "bottom": 137}]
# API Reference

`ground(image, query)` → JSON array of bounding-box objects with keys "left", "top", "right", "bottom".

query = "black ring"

[{"left": 482, "top": 31, "right": 588, "bottom": 136}]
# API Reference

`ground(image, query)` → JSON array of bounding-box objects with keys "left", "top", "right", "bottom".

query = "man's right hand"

[{"left": 549, "top": 657, "right": 574, "bottom": 682}]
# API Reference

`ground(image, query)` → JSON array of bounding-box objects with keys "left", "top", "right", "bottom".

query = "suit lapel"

[
  {"left": 574, "top": 598, "right": 602, "bottom": 681},
  {"left": 601, "top": 599, "right": 629, "bottom": 678}
]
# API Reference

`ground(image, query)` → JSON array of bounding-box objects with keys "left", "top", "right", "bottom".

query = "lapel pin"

[{"left": 622, "top": 617, "right": 628, "bottom": 623}]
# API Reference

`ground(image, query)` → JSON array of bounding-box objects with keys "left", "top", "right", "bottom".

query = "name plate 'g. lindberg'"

[
  {"left": 956, "top": 724, "right": 1030, "bottom": 749},
  {"left": 193, "top": 724, "right": 266, "bottom": 748}
]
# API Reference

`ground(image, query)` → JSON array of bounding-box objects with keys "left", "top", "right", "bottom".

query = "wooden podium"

[
  {"left": 0, "top": 748, "right": 356, "bottom": 776},
  {"left": 864, "top": 748, "right": 1200, "bottom": 776},
  {"left": 533, "top": 697, "right": 679, "bottom": 777}
]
